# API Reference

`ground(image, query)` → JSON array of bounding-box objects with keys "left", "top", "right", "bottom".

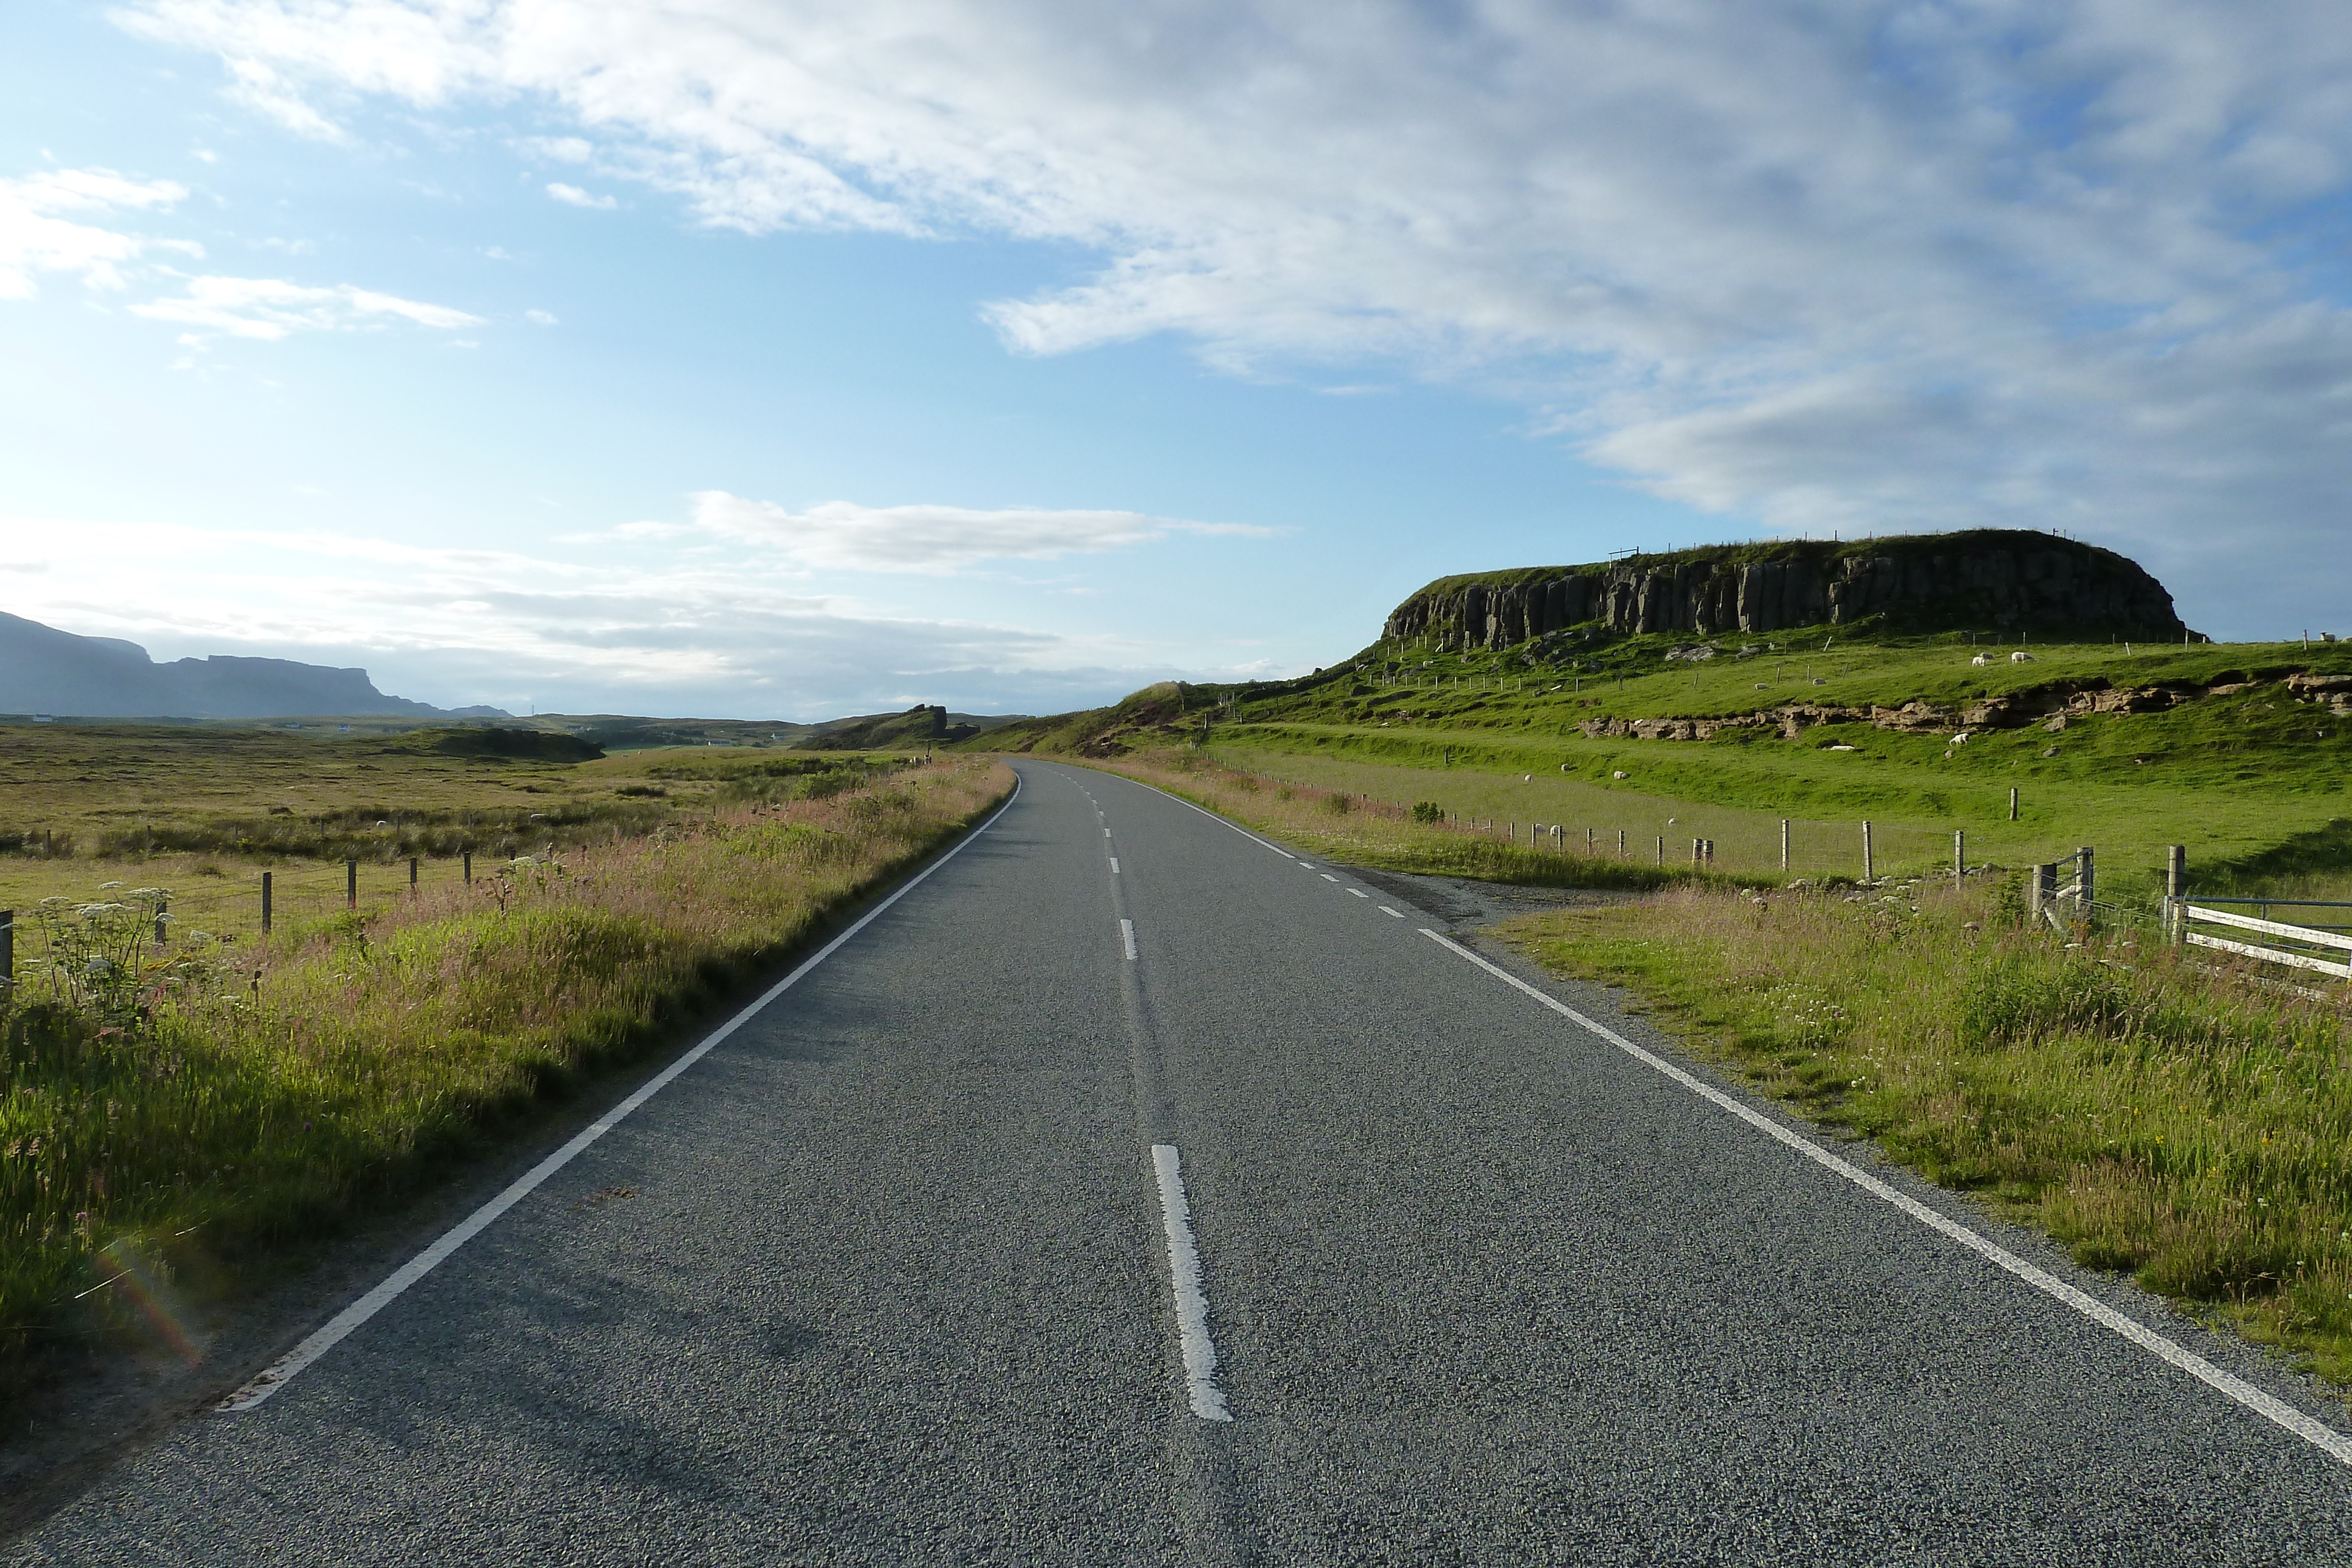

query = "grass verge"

[
  {"left": 1063, "top": 746, "right": 1776, "bottom": 891},
  {"left": 0, "top": 758, "right": 1013, "bottom": 1412},
  {"left": 1498, "top": 878, "right": 2352, "bottom": 1392}
]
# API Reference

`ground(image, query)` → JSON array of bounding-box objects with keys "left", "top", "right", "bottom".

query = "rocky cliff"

[
  {"left": 1382, "top": 530, "right": 2187, "bottom": 652},
  {"left": 0, "top": 610, "right": 509, "bottom": 719}
]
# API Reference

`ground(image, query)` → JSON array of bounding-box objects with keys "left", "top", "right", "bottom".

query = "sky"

[{"left": 4, "top": 1, "right": 2351, "bottom": 720}]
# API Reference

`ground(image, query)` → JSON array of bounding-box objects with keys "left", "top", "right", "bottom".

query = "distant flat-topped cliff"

[
  {"left": 1382, "top": 529, "right": 2187, "bottom": 652},
  {"left": 0, "top": 610, "right": 508, "bottom": 720}
]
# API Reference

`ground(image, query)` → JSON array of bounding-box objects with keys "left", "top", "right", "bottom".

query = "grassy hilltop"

[{"left": 973, "top": 563, "right": 2352, "bottom": 901}]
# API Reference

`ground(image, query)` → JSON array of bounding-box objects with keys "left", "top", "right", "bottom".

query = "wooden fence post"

[
  {"left": 1862, "top": 820, "right": 1874, "bottom": 883},
  {"left": 155, "top": 897, "right": 168, "bottom": 947},
  {"left": 1655, "top": 836, "right": 1663, "bottom": 867},
  {"left": 1954, "top": 830, "right": 1965, "bottom": 883},
  {"left": 1, "top": 909, "right": 12, "bottom": 997},
  {"left": 346, "top": 860, "right": 358, "bottom": 910},
  {"left": 1780, "top": 818, "right": 1789, "bottom": 872},
  {"left": 2009, "top": 787, "right": 2019, "bottom": 822},
  {"left": 2078, "top": 846, "right": 2095, "bottom": 914},
  {"left": 409, "top": 857, "right": 420, "bottom": 897},
  {"left": 2029, "top": 864, "right": 2051, "bottom": 923},
  {"left": 463, "top": 851, "right": 473, "bottom": 885},
  {"left": 261, "top": 872, "right": 273, "bottom": 935}
]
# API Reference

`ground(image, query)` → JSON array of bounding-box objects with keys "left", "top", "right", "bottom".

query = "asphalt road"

[{"left": 12, "top": 758, "right": 2352, "bottom": 1564}]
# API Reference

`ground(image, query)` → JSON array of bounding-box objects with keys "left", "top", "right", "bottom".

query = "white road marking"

[
  {"left": 1348, "top": 888, "right": 1368, "bottom": 898},
  {"left": 1320, "top": 874, "right": 1339, "bottom": 882},
  {"left": 1417, "top": 927, "right": 2352, "bottom": 1469},
  {"left": 1105, "top": 828, "right": 1112, "bottom": 837},
  {"left": 1379, "top": 906, "right": 1405, "bottom": 918},
  {"left": 1121, "top": 919, "right": 1138, "bottom": 961},
  {"left": 1110, "top": 858, "right": 1121, "bottom": 873},
  {"left": 217, "top": 779, "right": 1028, "bottom": 1413},
  {"left": 1112, "top": 778, "right": 1294, "bottom": 858},
  {"left": 1150, "top": 1144, "right": 1233, "bottom": 1423}
]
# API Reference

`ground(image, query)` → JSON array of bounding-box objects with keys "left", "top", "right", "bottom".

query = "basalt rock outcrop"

[
  {"left": 1571, "top": 672, "right": 2352, "bottom": 743},
  {"left": 1383, "top": 530, "right": 2188, "bottom": 652}
]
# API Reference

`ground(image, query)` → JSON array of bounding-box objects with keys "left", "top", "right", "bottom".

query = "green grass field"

[
  {"left": 0, "top": 722, "right": 1010, "bottom": 1412},
  {"left": 1164, "top": 633, "right": 2352, "bottom": 904}
]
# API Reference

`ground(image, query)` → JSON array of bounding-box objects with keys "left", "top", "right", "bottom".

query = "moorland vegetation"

[{"left": 0, "top": 721, "right": 1011, "bottom": 1413}]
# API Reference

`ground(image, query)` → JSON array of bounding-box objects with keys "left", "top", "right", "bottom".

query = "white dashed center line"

[
  {"left": 1110, "top": 858, "right": 1121, "bottom": 873},
  {"left": 1348, "top": 888, "right": 1368, "bottom": 898},
  {"left": 1379, "top": 905, "right": 1404, "bottom": 918},
  {"left": 1150, "top": 1144, "right": 1232, "bottom": 1423},
  {"left": 1320, "top": 873, "right": 1339, "bottom": 882},
  {"left": 1120, "top": 919, "right": 1137, "bottom": 961}
]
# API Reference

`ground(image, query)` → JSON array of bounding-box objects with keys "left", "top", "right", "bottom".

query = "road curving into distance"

[{"left": 12, "top": 758, "right": 2350, "bottom": 1564}]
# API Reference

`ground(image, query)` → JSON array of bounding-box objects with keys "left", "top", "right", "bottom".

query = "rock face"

[
  {"left": 0, "top": 610, "right": 507, "bottom": 719},
  {"left": 1382, "top": 530, "right": 2187, "bottom": 652}
]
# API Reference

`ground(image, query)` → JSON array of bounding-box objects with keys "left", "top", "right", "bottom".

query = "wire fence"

[{"left": 0, "top": 854, "right": 492, "bottom": 982}]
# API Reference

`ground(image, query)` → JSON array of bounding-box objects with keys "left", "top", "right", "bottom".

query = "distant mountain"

[{"left": 0, "top": 610, "right": 512, "bottom": 720}]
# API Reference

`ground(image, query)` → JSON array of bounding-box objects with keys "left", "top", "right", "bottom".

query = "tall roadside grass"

[
  {"left": 1501, "top": 878, "right": 2352, "bottom": 1390},
  {"left": 1069, "top": 747, "right": 1774, "bottom": 891},
  {"left": 0, "top": 760, "right": 1011, "bottom": 1404}
]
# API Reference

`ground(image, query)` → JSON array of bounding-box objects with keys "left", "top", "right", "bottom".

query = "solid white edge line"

[
  {"left": 1150, "top": 1144, "right": 1234, "bottom": 1422},
  {"left": 215, "top": 777, "right": 1028, "bottom": 1413},
  {"left": 1121, "top": 918, "right": 1138, "bottom": 961},
  {"left": 1415, "top": 927, "right": 2352, "bottom": 1469}
]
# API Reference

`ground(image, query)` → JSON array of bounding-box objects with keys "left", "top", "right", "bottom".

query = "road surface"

[{"left": 12, "top": 758, "right": 2350, "bottom": 1564}]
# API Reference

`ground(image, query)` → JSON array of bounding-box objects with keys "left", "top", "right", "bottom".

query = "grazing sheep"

[
  {"left": 2011, "top": 650, "right": 2035, "bottom": 662},
  {"left": 1970, "top": 653, "right": 1989, "bottom": 666}
]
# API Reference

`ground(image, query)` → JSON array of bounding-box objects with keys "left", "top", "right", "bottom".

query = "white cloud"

[
  {"left": 0, "top": 513, "right": 1207, "bottom": 717},
  {"left": 130, "top": 274, "right": 483, "bottom": 341},
  {"left": 687, "top": 492, "right": 1272, "bottom": 574},
  {"left": 110, "top": 0, "right": 2352, "bottom": 617},
  {"left": 523, "top": 306, "right": 557, "bottom": 325},
  {"left": 0, "top": 166, "right": 191, "bottom": 298},
  {"left": 545, "top": 181, "right": 614, "bottom": 209}
]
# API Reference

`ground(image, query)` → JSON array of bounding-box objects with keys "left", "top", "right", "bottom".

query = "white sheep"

[
  {"left": 1970, "top": 653, "right": 1989, "bottom": 666},
  {"left": 2011, "top": 650, "right": 2035, "bottom": 662}
]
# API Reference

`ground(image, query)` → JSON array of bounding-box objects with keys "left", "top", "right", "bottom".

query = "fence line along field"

[{"left": 0, "top": 719, "right": 1010, "bottom": 1413}]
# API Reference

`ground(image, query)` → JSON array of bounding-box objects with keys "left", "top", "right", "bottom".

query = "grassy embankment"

[
  {"left": 978, "top": 634, "right": 2352, "bottom": 904},
  {"left": 1213, "top": 634, "right": 2352, "bottom": 902},
  {"left": 0, "top": 721, "right": 1011, "bottom": 1405},
  {"left": 1065, "top": 744, "right": 1768, "bottom": 891},
  {"left": 1500, "top": 880, "right": 2352, "bottom": 1392}
]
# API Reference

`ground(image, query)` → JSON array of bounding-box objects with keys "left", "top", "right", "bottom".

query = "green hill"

[{"left": 963, "top": 530, "right": 2352, "bottom": 898}]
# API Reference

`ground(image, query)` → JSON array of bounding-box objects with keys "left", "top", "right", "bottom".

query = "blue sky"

[{"left": 5, "top": 1, "right": 2351, "bottom": 718}]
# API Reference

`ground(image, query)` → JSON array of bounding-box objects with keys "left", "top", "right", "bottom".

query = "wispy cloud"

[
  {"left": 0, "top": 167, "right": 192, "bottom": 298},
  {"left": 112, "top": 0, "right": 2352, "bottom": 614},
  {"left": 687, "top": 493, "right": 1275, "bottom": 574},
  {"left": 1, "top": 512, "right": 1237, "bottom": 716},
  {"left": 546, "top": 182, "right": 614, "bottom": 210},
  {"left": 131, "top": 274, "right": 482, "bottom": 341}
]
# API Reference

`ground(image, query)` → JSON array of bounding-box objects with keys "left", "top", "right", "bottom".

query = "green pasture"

[{"left": 1197, "top": 636, "right": 2352, "bottom": 902}]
